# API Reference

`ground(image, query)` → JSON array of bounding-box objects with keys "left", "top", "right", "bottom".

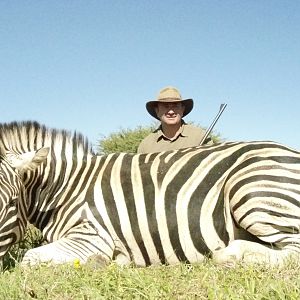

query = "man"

[{"left": 137, "top": 86, "right": 212, "bottom": 153}]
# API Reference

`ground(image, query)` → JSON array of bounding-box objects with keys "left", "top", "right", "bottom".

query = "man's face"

[{"left": 155, "top": 102, "right": 185, "bottom": 125}]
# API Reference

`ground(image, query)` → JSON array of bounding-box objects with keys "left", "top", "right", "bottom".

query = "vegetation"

[
  {"left": 1, "top": 259, "right": 300, "bottom": 299},
  {"left": 97, "top": 124, "right": 157, "bottom": 154}
]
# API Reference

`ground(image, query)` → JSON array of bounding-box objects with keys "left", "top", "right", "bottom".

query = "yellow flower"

[{"left": 73, "top": 258, "right": 81, "bottom": 269}]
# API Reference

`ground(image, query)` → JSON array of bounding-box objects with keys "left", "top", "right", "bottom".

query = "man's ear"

[{"left": 7, "top": 147, "right": 50, "bottom": 173}]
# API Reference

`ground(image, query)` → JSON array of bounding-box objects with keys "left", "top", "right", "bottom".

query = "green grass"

[
  {"left": 2, "top": 227, "right": 300, "bottom": 299},
  {"left": 1, "top": 260, "right": 300, "bottom": 299}
]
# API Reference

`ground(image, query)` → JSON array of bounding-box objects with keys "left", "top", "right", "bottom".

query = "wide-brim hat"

[{"left": 146, "top": 86, "right": 194, "bottom": 120}]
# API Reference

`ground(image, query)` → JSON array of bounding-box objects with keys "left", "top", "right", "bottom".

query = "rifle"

[{"left": 199, "top": 103, "right": 227, "bottom": 146}]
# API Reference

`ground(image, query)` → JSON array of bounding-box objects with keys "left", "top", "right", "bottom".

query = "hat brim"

[{"left": 146, "top": 99, "right": 194, "bottom": 120}]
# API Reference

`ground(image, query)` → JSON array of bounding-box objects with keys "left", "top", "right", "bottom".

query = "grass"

[
  {"left": 1, "top": 258, "right": 300, "bottom": 299},
  {"left": 1, "top": 227, "right": 300, "bottom": 299}
]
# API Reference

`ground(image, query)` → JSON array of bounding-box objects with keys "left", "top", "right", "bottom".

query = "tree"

[
  {"left": 97, "top": 124, "right": 157, "bottom": 154},
  {"left": 97, "top": 123, "right": 222, "bottom": 155}
]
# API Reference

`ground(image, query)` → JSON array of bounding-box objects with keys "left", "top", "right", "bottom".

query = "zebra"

[{"left": 0, "top": 120, "right": 300, "bottom": 267}]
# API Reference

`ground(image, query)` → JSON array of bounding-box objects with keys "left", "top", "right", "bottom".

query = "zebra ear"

[{"left": 8, "top": 147, "right": 50, "bottom": 172}]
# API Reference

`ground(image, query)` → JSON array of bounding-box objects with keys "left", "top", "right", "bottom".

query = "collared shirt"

[{"left": 137, "top": 122, "right": 212, "bottom": 153}]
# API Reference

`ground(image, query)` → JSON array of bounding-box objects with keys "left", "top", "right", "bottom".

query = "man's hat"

[{"left": 146, "top": 86, "right": 194, "bottom": 120}]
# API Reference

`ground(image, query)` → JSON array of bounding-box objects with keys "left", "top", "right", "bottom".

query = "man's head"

[{"left": 146, "top": 87, "right": 194, "bottom": 124}]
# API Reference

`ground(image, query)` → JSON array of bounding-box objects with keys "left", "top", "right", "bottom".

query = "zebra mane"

[{"left": 0, "top": 121, "right": 94, "bottom": 157}]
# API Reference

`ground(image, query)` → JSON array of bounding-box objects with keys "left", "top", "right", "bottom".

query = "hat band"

[{"left": 157, "top": 97, "right": 182, "bottom": 101}]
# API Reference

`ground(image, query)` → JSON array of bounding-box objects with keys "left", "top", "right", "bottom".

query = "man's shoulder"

[
  {"left": 183, "top": 124, "right": 206, "bottom": 134},
  {"left": 140, "top": 131, "right": 158, "bottom": 143},
  {"left": 137, "top": 130, "right": 159, "bottom": 153},
  {"left": 182, "top": 123, "right": 213, "bottom": 145}
]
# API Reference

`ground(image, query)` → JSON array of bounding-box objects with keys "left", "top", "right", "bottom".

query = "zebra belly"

[{"left": 102, "top": 207, "right": 228, "bottom": 266}]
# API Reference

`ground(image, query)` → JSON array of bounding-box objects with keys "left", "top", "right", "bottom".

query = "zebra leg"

[
  {"left": 21, "top": 238, "right": 96, "bottom": 265},
  {"left": 21, "top": 222, "right": 115, "bottom": 266},
  {"left": 21, "top": 238, "right": 113, "bottom": 266},
  {"left": 213, "top": 207, "right": 300, "bottom": 266},
  {"left": 212, "top": 239, "right": 300, "bottom": 267}
]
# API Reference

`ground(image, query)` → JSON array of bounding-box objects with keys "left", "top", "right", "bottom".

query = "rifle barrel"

[{"left": 199, "top": 103, "right": 227, "bottom": 146}]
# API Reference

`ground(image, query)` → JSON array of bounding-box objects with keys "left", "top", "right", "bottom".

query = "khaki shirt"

[{"left": 137, "top": 123, "right": 212, "bottom": 153}]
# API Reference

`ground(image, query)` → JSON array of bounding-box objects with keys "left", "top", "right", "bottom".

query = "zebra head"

[{"left": 0, "top": 147, "right": 49, "bottom": 259}]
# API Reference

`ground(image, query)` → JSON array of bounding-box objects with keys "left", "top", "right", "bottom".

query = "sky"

[{"left": 1, "top": 1, "right": 299, "bottom": 151}]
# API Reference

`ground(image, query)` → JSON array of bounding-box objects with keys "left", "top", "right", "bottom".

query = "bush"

[{"left": 97, "top": 124, "right": 157, "bottom": 154}]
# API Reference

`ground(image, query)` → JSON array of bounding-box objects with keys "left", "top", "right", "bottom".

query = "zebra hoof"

[
  {"left": 212, "top": 253, "right": 238, "bottom": 268},
  {"left": 212, "top": 247, "right": 241, "bottom": 268}
]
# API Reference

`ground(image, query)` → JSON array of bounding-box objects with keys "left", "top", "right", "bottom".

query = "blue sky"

[{"left": 1, "top": 1, "right": 299, "bottom": 150}]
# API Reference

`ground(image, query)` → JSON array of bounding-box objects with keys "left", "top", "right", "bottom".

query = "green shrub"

[{"left": 97, "top": 124, "right": 157, "bottom": 154}]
